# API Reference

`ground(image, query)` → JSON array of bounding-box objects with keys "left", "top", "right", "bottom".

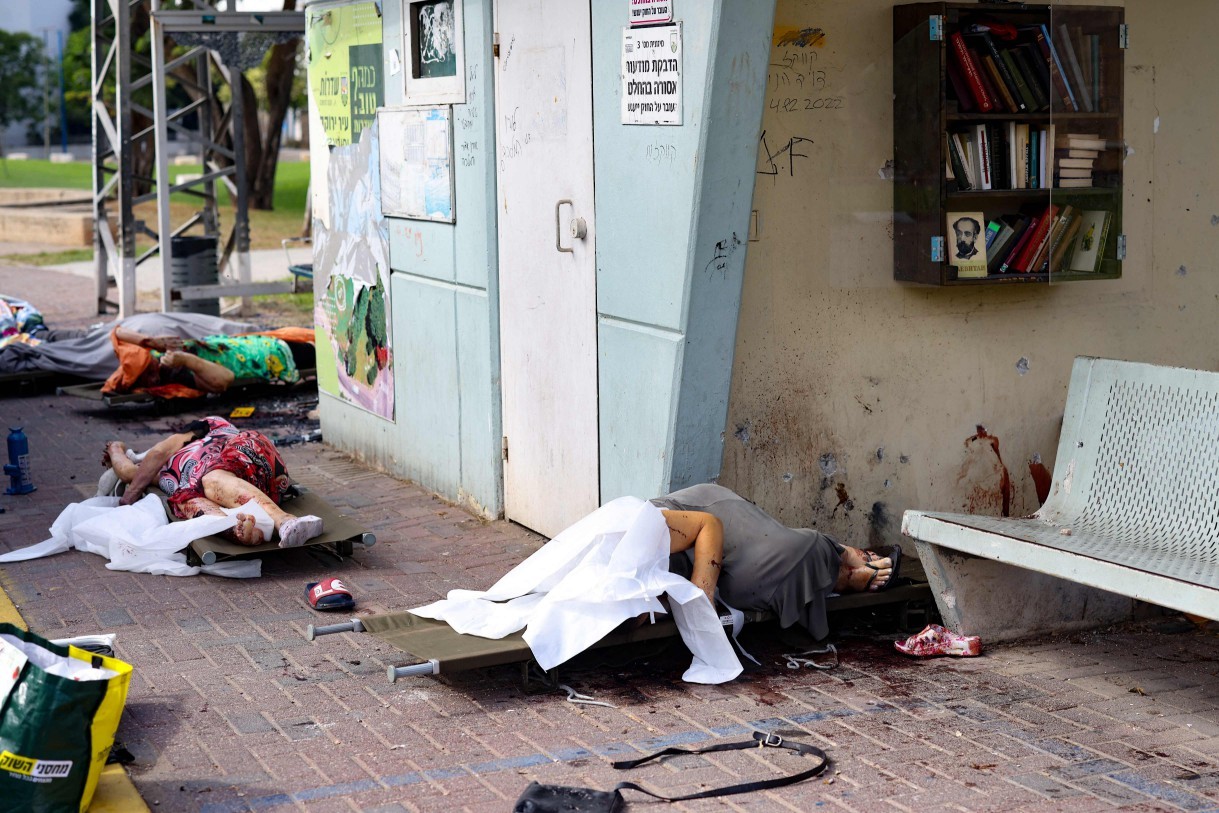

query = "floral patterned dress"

[{"left": 157, "top": 417, "right": 290, "bottom": 519}]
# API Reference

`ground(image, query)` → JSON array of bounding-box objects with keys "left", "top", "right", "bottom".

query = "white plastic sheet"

[
  {"left": 411, "top": 497, "right": 742, "bottom": 684},
  {"left": 0, "top": 495, "right": 260, "bottom": 578}
]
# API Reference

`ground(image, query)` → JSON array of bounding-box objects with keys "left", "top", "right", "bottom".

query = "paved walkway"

[{"left": 4, "top": 265, "right": 1219, "bottom": 812}]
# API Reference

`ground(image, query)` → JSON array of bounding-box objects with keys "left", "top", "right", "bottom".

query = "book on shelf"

[
  {"left": 1008, "top": 47, "right": 1050, "bottom": 111},
  {"left": 1034, "top": 205, "right": 1074, "bottom": 273},
  {"left": 1058, "top": 157, "right": 1095, "bottom": 169},
  {"left": 999, "top": 213, "right": 1039, "bottom": 274},
  {"left": 999, "top": 49, "right": 1039, "bottom": 113},
  {"left": 973, "top": 30, "right": 1027, "bottom": 112},
  {"left": 984, "top": 219, "right": 1003, "bottom": 250},
  {"left": 987, "top": 214, "right": 1027, "bottom": 274},
  {"left": 1014, "top": 123, "right": 1029, "bottom": 188},
  {"left": 1064, "top": 148, "right": 1100, "bottom": 160},
  {"left": 971, "top": 48, "right": 1006, "bottom": 111},
  {"left": 946, "top": 56, "right": 976, "bottom": 112},
  {"left": 1019, "top": 41, "right": 1051, "bottom": 99},
  {"left": 973, "top": 124, "right": 992, "bottom": 190},
  {"left": 1058, "top": 135, "right": 1107, "bottom": 152},
  {"left": 1049, "top": 210, "right": 1083, "bottom": 274},
  {"left": 1013, "top": 203, "right": 1059, "bottom": 273},
  {"left": 1028, "top": 128, "right": 1039, "bottom": 190},
  {"left": 1057, "top": 178, "right": 1093, "bottom": 188},
  {"left": 1058, "top": 23, "right": 1094, "bottom": 112},
  {"left": 1068, "top": 210, "right": 1113, "bottom": 272},
  {"left": 949, "top": 32, "right": 994, "bottom": 112},
  {"left": 948, "top": 132, "right": 975, "bottom": 190},
  {"left": 982, "top": 55, "right": 1020, "bottom": 113},
  {"left": 1078, "top": 28, "right": 1093, "bottom": 106},
  {"left": 1057, "top": 168, "right": 1093, "bottom": 179},
  {"left": 1041, "top": 123, "right": 1054, "bottom": 188},
  {"left": 1089, "top": 33, "right": 1102, "bottom": 110},
  {"left": 1036, "top": 23, "right": 1077, "bottom": 112}
]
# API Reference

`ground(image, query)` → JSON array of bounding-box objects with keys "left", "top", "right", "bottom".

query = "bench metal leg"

[
  {"left": 388, "top": 660, "right": 439, "bottom": 682},
  {"left": 914, "top": 540, "right": 1138, "bottom": 643},
  {"left": 306, "top": 618, "right": 365, "bottom": 641}
]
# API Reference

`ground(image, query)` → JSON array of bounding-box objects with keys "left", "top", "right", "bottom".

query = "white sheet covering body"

[
  {"left": 410, "top": 497, "right": 742, "bottom": 684},
  {"left": 0, "top": 495, "right": 259, "bottom": 578}
]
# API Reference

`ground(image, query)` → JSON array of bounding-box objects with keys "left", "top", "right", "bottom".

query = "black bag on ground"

[{"left": 512, "top": 730, "right": 828, "bottom": 812}]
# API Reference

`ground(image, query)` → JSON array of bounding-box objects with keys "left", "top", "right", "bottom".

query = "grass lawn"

[{"left": 0, "top": 158, "right": 309, "bottom": 252}]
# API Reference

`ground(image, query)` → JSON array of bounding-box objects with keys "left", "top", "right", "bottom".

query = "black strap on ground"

[{"left": 610, "top": 730, "right": 829, "bottom": 802}]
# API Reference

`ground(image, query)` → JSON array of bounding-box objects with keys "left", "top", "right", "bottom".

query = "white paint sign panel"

[
  {"left": 621, "top": 24, "right": 682, "bottom": 126},
  {"left": 629, "top": 0, "right": 672, "bottom": 26}
]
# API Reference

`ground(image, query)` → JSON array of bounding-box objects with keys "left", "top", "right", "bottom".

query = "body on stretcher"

[
  {"left": 308, "top": 572, "right": 935, "bottom": 683},
  {"left": 57, "top": 368, "right": 318, "bottom": 407},
  {"left": 144, "top": 484, "right": 375, "bottom": 565},
  {"left": 307, "top": 605, "right": 773, "bottom": 683}
]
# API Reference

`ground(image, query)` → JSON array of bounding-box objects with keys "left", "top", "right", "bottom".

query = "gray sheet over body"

[
  {"left": 0, "top": 313, "right": 257, "bottom": 379},
  {"left": 651, "top": 483, "right": 843, "bottom": 640}
]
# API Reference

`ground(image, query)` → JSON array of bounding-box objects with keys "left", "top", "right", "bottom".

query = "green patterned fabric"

[{"left": 163, "top": 335, "right": 300, "bottom": 383}]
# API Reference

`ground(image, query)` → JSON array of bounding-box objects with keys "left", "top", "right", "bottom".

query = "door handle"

[{"left": 555, "top": 199, "right": 573, "bottom": 253}]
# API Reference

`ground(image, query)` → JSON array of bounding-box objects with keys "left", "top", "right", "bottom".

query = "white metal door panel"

[{"left": 495, "top": 0, "right": 598, "bottom": 537}]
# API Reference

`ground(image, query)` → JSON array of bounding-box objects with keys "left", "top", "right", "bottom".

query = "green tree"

[{"left": 0, "top": 31, "right": 47, "bottom": 152}]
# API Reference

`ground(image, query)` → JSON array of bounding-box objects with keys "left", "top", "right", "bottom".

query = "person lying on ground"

[
  {"left": 103, "top": 326, "right": 316, "bottom": 397},
  {"left": 652, "top": 483, "right": 900, "bottom": 641},
  {"left": 101, "top": 416, "right": 323, "bottom": 548}
]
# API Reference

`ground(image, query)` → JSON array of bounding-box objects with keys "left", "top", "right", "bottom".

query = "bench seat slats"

[{"left": 911, "top": 511, "right": 1219, "bottom": 589}]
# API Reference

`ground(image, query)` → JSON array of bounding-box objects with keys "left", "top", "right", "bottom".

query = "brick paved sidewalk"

[{"left": 4, "top": 268, "right": 1219, "bottom": 811}]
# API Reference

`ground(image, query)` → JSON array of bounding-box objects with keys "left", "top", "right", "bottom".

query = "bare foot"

[
  {"left": 232, "top": 513, "right": 266, "bottom": 546},
  {"left": 101, "top": 441, "right": 126, "bottom": 469},
  {"left": 845, "top": 559, "right": 892, "bottom": 592}
]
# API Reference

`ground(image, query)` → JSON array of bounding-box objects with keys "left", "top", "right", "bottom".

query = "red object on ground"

[
  {"left": 895, "top": 624, "right": 982, "bottom": 657},
  {"left": 306, "top": 577, "right": 355, "bottom": 611}
]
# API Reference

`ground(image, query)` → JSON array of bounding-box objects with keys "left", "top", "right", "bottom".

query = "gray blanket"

[{"left": 0, "top": 312, "right": 257, "bottom": 380}]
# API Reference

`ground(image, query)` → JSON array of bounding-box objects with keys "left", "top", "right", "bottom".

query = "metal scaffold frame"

[{"left": 91, "top": 0, "right": 304, "bottom": 317}]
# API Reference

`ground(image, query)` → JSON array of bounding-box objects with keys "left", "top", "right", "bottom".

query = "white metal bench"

[{"left": 903, "top": 356, "right": 1219, "bottom": 641}]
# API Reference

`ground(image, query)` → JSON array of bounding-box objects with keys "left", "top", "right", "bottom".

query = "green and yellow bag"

[{"left": 0, "top": 623, "right": 133, "bottom": 812}]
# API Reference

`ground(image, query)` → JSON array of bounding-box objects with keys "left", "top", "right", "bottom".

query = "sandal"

[
  {"left": 861, "top": 544, "right": 902, "bottom": 592},
  {"left": 895, "top": 624, "right": 981, "bottom": 657},
  {"left": 306, "top": 577, "right": 355, "bottom": 611}
]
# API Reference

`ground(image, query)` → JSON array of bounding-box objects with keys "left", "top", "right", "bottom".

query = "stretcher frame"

[
  {"left": 0, "top": 368, "right": 57, "bottom": 396},
  {"left": 57, "top": 368, "right": 318, "bottom": 407},
  {"left": 182, "top": 486, "right": 376, "bottom": 565},
  {"left": 308, "top": 577, "right": 934, "bottom": 683}
]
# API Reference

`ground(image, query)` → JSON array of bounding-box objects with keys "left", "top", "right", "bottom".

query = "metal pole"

[
  {"left": 388, "top": 661, "right": 441, "bottom": 683},
  {"left": 91, "top": 0, "right": 111, "bottom": 314},
  {"left": 115, "top": 0, "right": 136, "bottom": 317},
  {"left": 42, "top": 30, "right": 51, "bottom": 159},
  {"left": 305, "top": 618, "right": 365, "bottom": 641},
  {"left": 57, "top": 31, "right": 68, "bottom": 154},
  {"left": 150, "top": 0, "right": 174, "bottom": 313},
  {"left": 229, "top": 58, "right": 252, "bottom": 314}
]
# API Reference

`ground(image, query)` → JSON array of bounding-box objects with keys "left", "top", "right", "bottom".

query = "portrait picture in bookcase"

[{"left": 947, "top": 212, "right": 987, "bottom": 278}]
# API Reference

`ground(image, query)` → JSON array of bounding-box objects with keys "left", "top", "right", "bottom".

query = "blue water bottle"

[{"left": 4, "top": 427, "right": 36, "bottom": 495}]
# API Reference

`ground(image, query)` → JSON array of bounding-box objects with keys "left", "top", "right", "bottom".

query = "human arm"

[
  {"left": 660, "top": 510, "right": 724, "bottom": 605},
  {"left": 112, "top": 327, "right": 183, "bottom": 352},
  {"left": 118, "top": 431, "right": 196, "bottom": 505}
]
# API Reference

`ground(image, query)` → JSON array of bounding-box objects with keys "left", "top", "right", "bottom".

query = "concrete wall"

[
  {"left": 720, "top": 0, "right": 1219, "bottom": 550},
  {"left": 593, "top": 0, "right": 775, "bottom": 502},
  {"left": 318, "top": 0, "right": 503, "bottom": 518}
]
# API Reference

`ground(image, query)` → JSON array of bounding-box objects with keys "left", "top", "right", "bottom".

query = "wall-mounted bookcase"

[{"left": 893, "top": 3, "right": 1124, "bottom": 285}]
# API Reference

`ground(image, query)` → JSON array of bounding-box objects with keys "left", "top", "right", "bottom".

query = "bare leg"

[
  {"left": 202, "top": 469, "right": 293, "bottom": 523},
  {"left": 162, "top": 351, "right": 235, "bottom": 393}
]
